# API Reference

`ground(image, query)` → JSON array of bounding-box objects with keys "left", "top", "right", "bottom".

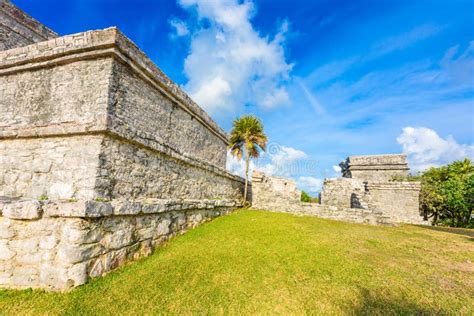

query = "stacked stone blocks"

[
  {"left": 0, "top": 197, "right": 240, "bottom": 290},
  {"left": 0, "top": 3, "right": 245, "bottom": 291},
  {"left": 252, "top": 154, "right": 426, "bottom": 226}
]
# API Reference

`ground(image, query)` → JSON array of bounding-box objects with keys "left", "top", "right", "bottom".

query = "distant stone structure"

[
  {"left": 339, "top": 154, "right": 409, "bottom": 181},
  {"left": 252, "top": 154, "right": 427, "bottom": 226},
  {"left": 0, "top": 2, "right": 245, "bottom": 291}
]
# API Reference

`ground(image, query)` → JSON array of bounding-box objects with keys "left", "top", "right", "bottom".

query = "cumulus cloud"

[
  {"left": 169, "top": 18, "right": 189, "bottom": 37},
  {"left": 226, "top": 144, "right": 323, "bottom": 193},
  {"left": 258, "top": 145, "right": 308, "bottom": 177},
  {"left": 397, "top": 127, "right": 474, "bottom": 172},
  {"left": 226, "top": 151, "right": 255, "bottom": 178},
  {"left": 226, "top": 145, "right": 308, "bottom": 178},
  {"left": 177, "top": 0, "right": 292, "bottom": 115},
  {"left": 332, "top": 165, "right": 341, "bottom": 173},
  {"left": 297, "top": 176, "right": 323, "bottom": 193}
]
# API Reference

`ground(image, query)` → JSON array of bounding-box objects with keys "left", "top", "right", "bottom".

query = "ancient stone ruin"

[
  {"left": 0, "top": 1, "right": 427, "bottom": 292},
  {"left": 0, "top": 1, "right": 244, "bottom": 291},
  {"left": 252, "top": 154, "right": 427, "bottom": 226}
]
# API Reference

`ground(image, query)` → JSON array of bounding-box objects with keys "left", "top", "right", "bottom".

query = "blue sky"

[{"left": 16, "top": 0, "right": 474, "bottom": 194}]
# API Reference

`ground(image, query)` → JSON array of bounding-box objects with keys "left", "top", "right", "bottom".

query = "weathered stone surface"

[
  {"left": 0, "top": 5, "right": 246, "bottom": 292},
  {"left": 44, "top": 200, "right": 113, "bottom": 218},
  {"left": 320, "top": 178, "right": 366, "bottom": 209},
  {"left": 251, "top": 171, "right": 300, "bottom": 210},
  {"left": 0, "top": 0, "right": 57, "bottom": 51},
  {"left": 339, "top": 154, "right": 410, "bottom": 181},
  {"left": 252, "top": 159, "right": 427, "bottom": 226},
  {"left": 0, "top": 241, "right": 15, "bottom": 260},
  {"left": 0, "top": 198, "right": 239, "bottom": 291},
  {"left": 2, "top": 200, "right": 42, "bottom": 219},
  {"left": 0, "top": 136, "right": 103, "bottom": 199}
]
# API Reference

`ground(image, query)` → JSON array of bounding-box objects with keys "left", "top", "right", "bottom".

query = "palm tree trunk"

[{"left": 244, "top": 148, "right": 250, "bottom": 202}]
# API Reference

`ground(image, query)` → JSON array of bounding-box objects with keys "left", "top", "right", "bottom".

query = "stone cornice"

[
  {"left": 0, "top": 27, "right": 230, "bottom": 145},
  {"left": 0, "top": 198, "right": 243, "bottom": 219}
]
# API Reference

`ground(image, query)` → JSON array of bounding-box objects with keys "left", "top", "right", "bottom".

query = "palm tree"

[{"left": 229, "top": 115, "right": 268, "bottom": 202}]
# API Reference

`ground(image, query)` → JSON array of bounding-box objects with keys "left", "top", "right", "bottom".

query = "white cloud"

[
  {"left": 397, "top": 127, "right": 474, "bottom": 172},
  {"left": 297, "top": 176, "right": 323, "bottom": 193},
  {"left": 372, "top": 24, "right": 442, "bottom": 57},
  {"left": 332, "top": 165, "right": 341, "bottom": 173},
  {"left": 226, "top": 144, "right": 323, "bottom": 193},
  {"left": 270, "top": 145, "right": 307, "bottom": 166},
  {"left": 226, "top": 151, "right": 255, "bottom": 178},
  {"left": 440, "top": 41, "right": 474, "bottom": 86},
  {"left": 169, "top": 18, "right": 189, "bottom": 37},
  {"left": 226, "top": 145, "right": 308, "bottom": 178},
  {"left": 177, "top": 0, "right": 292, "bottom": 115}
]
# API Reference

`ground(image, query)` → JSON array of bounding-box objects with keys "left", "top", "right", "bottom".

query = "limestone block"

[
  {"left": 112, "top": 200, "right": 142, "bottom": 215},
  {"left": 0, "top": 272, "right": 12, "bottom": 285},
  {"left": 9, "top": 238, "right": 38, "bottom": 253},
  {"left": 66, "top": 262, "right": 88, "bottom": 288},
  {"left": 3, "top": 200, "right": 42, "bottom": 219},
  {"left": 57, "top": 243, "right": 103, "bottom": 264},
  {"left": 0, "top": 241, "right": 15, "bottom": 260},
  {"left": 39, "top": 236, "right": 57, "bottom": 250},
  {"left": 11, "top": 267, "right": 38, "bottom": 287},
  {"left": 50, "top": 182, "right": 74, "bottom": 199},
  {"left": 44, "top": 200, "right": 113, "bottom": 218},
  {"left": 0, "top": 219, "right": 14, "bottom": 239},
  {"left": 16, "top": 252, "right": 42, "bottom": 265}
]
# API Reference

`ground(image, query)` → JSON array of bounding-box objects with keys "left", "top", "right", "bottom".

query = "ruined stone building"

[
  {"left": 252, "top": 154, "right": 427, "bottom": 226},
  {"left": 0, "top": 1, "right": 427, "bottom": 292},
  {"left": 0, "top": 0, "right": 245, "bottom": 290}
]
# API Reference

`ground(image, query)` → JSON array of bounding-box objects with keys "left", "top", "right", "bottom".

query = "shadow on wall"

[{"left": 349, "top": 288, "right": 446, "bottom": 314}]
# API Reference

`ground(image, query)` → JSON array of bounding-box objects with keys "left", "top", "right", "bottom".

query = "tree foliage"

[
  {"left": 420, "top": 159, "right": 474, "bottom": 227},
  {"left": 301, "top": 191, "right": 319, "bottom": 203},
  {"left": 228, "top": 115, "right": 267, "bottom": 202}
]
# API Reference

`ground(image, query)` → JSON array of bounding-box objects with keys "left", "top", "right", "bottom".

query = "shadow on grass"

[
  {"left": 415, "top": 225, "right": 474, "bottom": 241},
  {"left": 351, "top": 288, "right": 443, "bottom": 315}
]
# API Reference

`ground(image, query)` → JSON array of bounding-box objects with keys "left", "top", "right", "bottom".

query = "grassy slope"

[{"left": 0, "top": 210, "right": 473, "bottom": 315}]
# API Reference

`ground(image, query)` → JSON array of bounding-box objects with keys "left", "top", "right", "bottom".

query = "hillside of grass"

[{"left": 1, "top": 210, "right": 473, "bottom": 315}]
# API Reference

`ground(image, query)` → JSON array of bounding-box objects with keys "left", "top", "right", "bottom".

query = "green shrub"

[
  {"left": 37, "top": 194, "right": 48, "bottom": 201},
  {"left": 420, "top": 159, "right": 473, "bottom": 227},
  {"left": 301, "top": 191, "right": 319, "bottom": 203}
]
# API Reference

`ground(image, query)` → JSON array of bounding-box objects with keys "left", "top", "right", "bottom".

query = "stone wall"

[
  {"left": 251, "top": 163, "right": 427, "bottom": 226},
  {"left": 0, "top": 21, "right": 245, "bottom": 289},
  {"left": 96, "top": 136, "right": 243, "bottom": 200},
  {"left": 0, "top": 28, "right": 243, "bottom": 201},
  {"left": 0, "top": 198, "right": 240, "bottom": 291},
  {"left": 365, "top": 182, "right": 423, "bottom": 224},
  {"left": 340, "top": 154, "right": 409, "bottom": 181},
  {"left": 319, "top": 178, "right": 366, "bottom": 209},
  {"left": 0, "top": 136, "right": 102, "bottom": 199},
  {"left": 251, "top": 171, "right": 300, "bottom": 210},
  {"left": 0, "top": 0, "right": 57, "bottom": 51}
]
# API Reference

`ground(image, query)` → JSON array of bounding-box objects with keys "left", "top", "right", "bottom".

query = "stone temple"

[
  {"left": 0, "top": 1, "right": 426, "bottom": 291},
  {"left": 0, "top": 0, "right": 245, "bottom": 291},
  {"left": 252, "top": 154, "right": 426, "bottom": 226}
]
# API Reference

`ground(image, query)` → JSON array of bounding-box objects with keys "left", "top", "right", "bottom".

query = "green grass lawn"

[{"left": 1, "top": 210, "right": 473, "bottom": 315}]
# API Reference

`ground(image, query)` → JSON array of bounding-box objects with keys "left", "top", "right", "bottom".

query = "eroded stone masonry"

[
  {"left": 0, "top": 1, "right": 244, "bottom": 291},
  {"left": 252, "top": 154, "right": 427, "bottom": 226},
  {"left": 0, "top": 1, "right": 428, "bottom": 292}
]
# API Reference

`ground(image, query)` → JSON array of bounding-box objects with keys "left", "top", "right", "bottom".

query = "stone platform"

[
  {"left": 0, "top": 197, "right": 241, "bottom": 290},
  {"left": 0, "top": 2, "right": 246, "bottom": 291}
]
